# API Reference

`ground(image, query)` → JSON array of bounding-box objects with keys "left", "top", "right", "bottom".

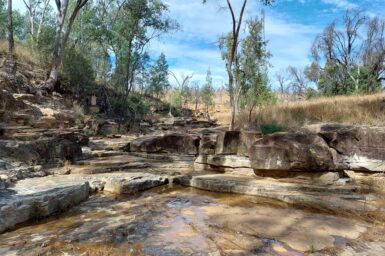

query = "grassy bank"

[
  {"left": 0, "top": 41, "right": 36, "bottom": 64},
  {"left": 245, "top": 93, "right": 385, "bottom": 129}
]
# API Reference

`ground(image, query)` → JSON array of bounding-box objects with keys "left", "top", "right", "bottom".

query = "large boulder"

[
  {"left": 305, "top": 124, "right": 385, "bottom": 172},
  {"left": 215, "top": 131, "right": 240, "bottom": 155},
  {"left": 238, "top": 130, "right": 263, "bottom": 156},
  {"left": 215, "top": 130, "right": 262, "bottom": 156},
  {"left": 249, "top": 132, "right": 337, "bottom": 175},
  {"left": 194, "top": 155, "right": 252, "bottom": 174},
  {"left": 129, "top": 133, "right": 200, "bottom": 155},
  {"left": 103, "top": 174, "right": 168, "bottom": 194},
  {"left": 0, "top": 137, "right": 83, "bottom": 165},
  {"left": 199, "top": 133, "right": 218, "bottom": 155},
  {"left": 0, "top": 178, "right": 89, "bottom": 233}
]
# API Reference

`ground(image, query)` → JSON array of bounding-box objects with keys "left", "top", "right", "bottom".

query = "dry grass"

[
  {"left": 0, "top": 40, "right": 36, "bottom": 65},
  {"left": 248, "top": 93, "right": 385, "bottom": 129}
]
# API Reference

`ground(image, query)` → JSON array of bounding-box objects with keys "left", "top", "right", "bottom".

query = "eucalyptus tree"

[
  {"left": 22, "top": 0, "right": 51, "bottom": 50},
  {"left": 169, "top": 71, "right": 193, "bottom": 108},
  {"left": 190, "top": 81, "right": 201, "bottom": 112},
  {"left": 312, "top": 9, "right": 385, "bottom": 95},
  {"left": 287, "top": 66, "right": 308, "bottom": 96},
  {"left": 149, "top": 53, "right": 170, "bottom": 99},
  {"left": 0, "top": 0, "right": 7, "bottom": 39},
  {"left": 201, "top": 68, "right": 214, "bottom": 119},
  {"left": 204, "top": 0, "right": 274, "bottom": 130},
  {"left": 275, "top": 69, "right": 290, "bottom": 94},
  {"left": 106, "top": 0, "right": 177, "bottom": 95},
  {"left": 7, "top": 0, "right": 14, "bottom": 57},
  {"left": 46, "top": 0, "right": 89, "bottom": 90},
  {"left": 237, "top": 17, "right": 272, "bottom": 122}
]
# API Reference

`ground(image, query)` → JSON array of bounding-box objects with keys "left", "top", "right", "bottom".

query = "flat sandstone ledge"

[
  {"left": 0, "top": 178, "right": 90, "bottom": 233},
  {"left": 179, "top": 174, "right": 378, "bottom": 214},
  {"left": 0, "top": 172, "right": 170, "bottom": 233}
]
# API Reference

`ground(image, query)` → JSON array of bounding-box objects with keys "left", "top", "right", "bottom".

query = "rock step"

[
  {"left": 75, "top": 155, "right": 139, "bottom": 167},
  {"left": 130, "top": 152, "right": 196, "bottom": 162},
  {"left": 68, "top": 162, "right": 151, "bottom": 174},
  {"left": 190, "top": 174, "right": 359, "bottom": 195},
  {"left": 91, "top": 150, "right": 129, "bottom": 158},
  {"left": 185, "top": 174, "right": 374, "bottom": 214},
  {"left": 0, "top": 178, "right": 89, "bottom": 233}
]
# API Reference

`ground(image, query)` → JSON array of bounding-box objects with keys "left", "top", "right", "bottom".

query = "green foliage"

[
  {"left": 110, "top": 93, "right": 149, "bottom": 120},
  {"left": 97, "top": 0, "right": 177, "bottom": 94},
  {"left": 305, "top": 87, "right": 318, "bottom": 99},
  {"left": 201, "top": 68, "right": 214, "bottom": 114},
  {"left": 0, "top": 1, "right": 5, "bottom": 39},
  {"left": 312, "top": 10, "right": 385, "bottom": 97},
  {"left": 238, "top": 18, "right": 274, "bottom": 112},
  {"left": 35, "top": 25, "right": 55, "bottom": 67},
  {"left": 317, "top": 64, "right": 383, "bottom": 96},
  {"left": 260, "top": 124, "right": 284, "bottom": 135},
  {"left": 61, "top": 46, "right": 95, "bottom": 96},
  {"left": 149, "top": 53, "right": 170, "bottom": 98},
  {"left": 170, "top": 89, "right": 182, "bottom": 109},
  {"left": 127, "top": 93, "right": 149, "bottom": 118},
  {"left": 0, "top": 3, "right": 26, "bottom": 41}
]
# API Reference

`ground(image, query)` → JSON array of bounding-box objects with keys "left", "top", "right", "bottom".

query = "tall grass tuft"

[
  {"left": 0, "top": 40, "right": 36, "bottom": 65},
  {"left": 242, "top": 93, "right": 385, "bottom": 129}
]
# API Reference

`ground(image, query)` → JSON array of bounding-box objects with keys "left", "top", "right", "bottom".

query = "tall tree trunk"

[
  {"left": 228, "top": 65, "right": 235, "bottom": 130},
  {"left": 248, "top": 103, "right": 256, "bottom": 124},
  {"left": 7, "top": 0, "right": 14, "bottom": 58},
  {"left": 36, "top": 0, "right": 50, "bottom": 45},
  {"left": 47, "top": 0, "right": 68, "bottom": 90},
  {"left": 47, "top": 0, "right": 88, "bottom": 91},
  {"left": 226, "top": 0, "right": 248, "bottom": 131}
]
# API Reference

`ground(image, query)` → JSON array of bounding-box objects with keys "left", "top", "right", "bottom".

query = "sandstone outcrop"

[
  {"left": 249, "top": 132, "right": 337, "bottom": 174},
  {"left": 0, "top": 177, "right": 89, "bottom": 233},
  {"left": 103, "top": 173, "right": 169, "bottom": 194},
  {"left": 249, "top": 124, "right": 385, "bottom": 176},
  {"left": 128, "top": 133, "right": 200, "bottom": 155},
  {"left": 306, "top": 123, "right": 385, "bottom": 172},
  {"left": 214, "top": 130, "right": 262, "bottom": 156}
]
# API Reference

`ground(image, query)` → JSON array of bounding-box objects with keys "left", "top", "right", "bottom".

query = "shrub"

[
  {"left": 260, "top": 124, "right": 284, "bottom": 135},
  {"left": 60, "top": 46, "right": 95, "bottom": 97}
]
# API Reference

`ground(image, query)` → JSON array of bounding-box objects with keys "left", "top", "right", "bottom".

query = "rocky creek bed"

[
  {"left": 1, "top": 185, "right": 384, "bottom": 256},
  {"left": 2, "top": 120, "right": 385, "bottom": 255}
]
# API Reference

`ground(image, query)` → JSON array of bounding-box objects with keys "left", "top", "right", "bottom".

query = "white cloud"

[
  {"left": 321, "top": 0, "right": 358, "bottom": 9},
  {"left": 152, "top": 0, "right": 321, "bottom": 89}
]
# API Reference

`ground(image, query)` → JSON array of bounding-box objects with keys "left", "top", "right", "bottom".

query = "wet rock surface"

[
  {"left": 1, "top": 118, "right": 385, "bottom": 255},
  {"left": 0, "top": 186, "right": 379, "bottom": 256},
  {"left": 0, "top": 177, "right": 90, "bottom": 233}
]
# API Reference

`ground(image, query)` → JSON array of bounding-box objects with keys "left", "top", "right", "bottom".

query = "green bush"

[
  {"left": 61, "top": 46, "right": 95, "bottom": 97},
  {"left": 109, "top": 93, "right": 149, "bottom": 120},
  {"left": 260, "top": 124, "right": 284, "bottom": 135}
]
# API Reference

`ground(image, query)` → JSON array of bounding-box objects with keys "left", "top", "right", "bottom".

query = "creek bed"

[{"left": 0, "top": 185, "right": 371, "bottom": 255}]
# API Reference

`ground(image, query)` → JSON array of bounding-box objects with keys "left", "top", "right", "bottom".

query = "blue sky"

[
  {"left": 149, "top": 0, "right": 384, "bottom": 88},
  {"left": 15, "top": 0, "right": 384, "bottom": 88}
]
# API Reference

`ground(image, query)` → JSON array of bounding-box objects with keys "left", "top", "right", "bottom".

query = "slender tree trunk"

[
  {"left": 248, "top": 104, "right": 256, "bottom": 124},
  {"left": 227, "top": 63, "right": 235, "bottom": 130},
  {"left": 36, "top": 0, "right": 50, "bottom": 47},
  {"left": 7, "top": 0, "right": 14, "bottom": 58},
  {"left": 47, "top": 0, "right": 68, "bottom": 90},
  {"left": 226, "top": 0, "right": 248, "bottom": 131},
  {"left": 47, "top": 0, "right": 88, "bottom": 90}
]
